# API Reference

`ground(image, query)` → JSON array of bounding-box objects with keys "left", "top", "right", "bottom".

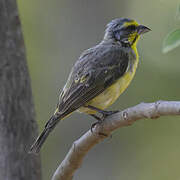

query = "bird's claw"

[{"left": 90, "top": 120, "right": 108, "bottom": 137}]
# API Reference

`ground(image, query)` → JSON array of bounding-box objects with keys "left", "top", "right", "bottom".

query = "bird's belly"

[{"left": 78, "top": 70, "right": 135, "bottom": 114}]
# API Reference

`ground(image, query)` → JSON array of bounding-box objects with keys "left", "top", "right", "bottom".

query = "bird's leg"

[
  {"left": 85, "top": 105, "right": 119, "bottom": 136},
  {"left": 89, "top": 114, "right": 103, "bottom": 133},
  {"left": 86, "top": 105, "right": 119, "bottom": 119},
  {"left": 89, "top": 114, "right": 101, "bottom": 121}
]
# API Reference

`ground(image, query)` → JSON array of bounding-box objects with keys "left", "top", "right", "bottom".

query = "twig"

[{"left": 51, "top": 100, "right": 180, "bottom": 180}]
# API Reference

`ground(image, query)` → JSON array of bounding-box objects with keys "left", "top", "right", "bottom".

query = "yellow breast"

[{"left": 78, "top": 47, "right": 139, "bottom": 114}]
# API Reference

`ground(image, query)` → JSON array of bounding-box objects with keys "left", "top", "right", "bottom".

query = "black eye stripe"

[
  {"left": 113, "top": 24, "right": 138, "bottom": 42},
  {"left": 125, "top": 25, "right": 137, "bottom": 31},
  {"left": 114, "top": 25, "right": 137, "bottom": 34}
]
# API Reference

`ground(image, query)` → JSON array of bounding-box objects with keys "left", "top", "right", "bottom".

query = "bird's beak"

[{"left": 137, "top": 25, "right": 151, "bottom": 35}]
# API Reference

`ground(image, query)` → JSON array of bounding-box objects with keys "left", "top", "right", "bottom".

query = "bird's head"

[{"left": 104, "top": 18, "right": 151, "bottom": 47}]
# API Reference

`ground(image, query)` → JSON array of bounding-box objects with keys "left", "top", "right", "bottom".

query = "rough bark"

[{"left": 0, "top": 0, "right": 41, "bottom": 179}]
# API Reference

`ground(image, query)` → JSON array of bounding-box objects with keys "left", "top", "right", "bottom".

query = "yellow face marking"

[
  {"left": 124, "top": 21, "right": 140, "bottom": 47},
  {"left": 128, "top": 32, "right": 140, "bottom": 46},
  {"left": 124, "top": 21, "right": 139, "bottom": 27}
]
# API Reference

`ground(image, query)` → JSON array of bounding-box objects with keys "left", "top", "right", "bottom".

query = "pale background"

[{"left": 17, "top": 0, "right": 180, "bottom": 179}]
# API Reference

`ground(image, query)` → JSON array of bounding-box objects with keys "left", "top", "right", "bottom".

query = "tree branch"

[{"left": 51, "top": 100, "right": 180, "bottom": 180}]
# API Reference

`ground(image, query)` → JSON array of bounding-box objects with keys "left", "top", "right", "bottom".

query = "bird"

[{"left": 30, "top": 18, "right": 151, "bottom": 154}]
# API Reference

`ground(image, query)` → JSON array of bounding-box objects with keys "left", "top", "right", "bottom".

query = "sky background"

[{"left": 17, "top": 0, "right": 180, "bottom": 179}]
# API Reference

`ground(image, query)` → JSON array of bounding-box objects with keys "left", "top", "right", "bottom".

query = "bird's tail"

[{"left": 29, "top": 111, "right": 66, "bottom": 154}]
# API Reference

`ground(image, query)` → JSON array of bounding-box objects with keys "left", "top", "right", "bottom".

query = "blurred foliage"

[
  {"left": 163, "top": 29, "right": 180, "bottom": 53},
  {"left": 163, "top": 2, "right": 180, "bottom": 53},
  {"left": 17, "top": 0, "right": 180, "bottom": 180},
  {"left": 175, "top": 2, "right": 180, "bottom": 20}
]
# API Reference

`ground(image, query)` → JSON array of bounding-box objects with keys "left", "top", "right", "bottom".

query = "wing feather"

[{"left": 58, "top": 45, "right": 130, "bottom": 114}]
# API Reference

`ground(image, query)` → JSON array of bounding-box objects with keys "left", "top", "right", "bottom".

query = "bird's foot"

[
  {"left": 89, "top": 114, "right": 103, "bottom": 133},
  {"left": 90, "top": 120, "right": 108, "bottom": 137},
  {"left": 87, "top": 106, "right": 119, "bottom": 137}
]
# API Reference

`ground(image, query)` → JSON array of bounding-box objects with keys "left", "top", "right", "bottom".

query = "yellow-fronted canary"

[{"left": 30, "top": 18, "right": 151, "bottom": 153}]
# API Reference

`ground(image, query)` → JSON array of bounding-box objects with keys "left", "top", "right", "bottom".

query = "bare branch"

[{"left": 51, "top": 100, "right": 180, "bottom": 180}]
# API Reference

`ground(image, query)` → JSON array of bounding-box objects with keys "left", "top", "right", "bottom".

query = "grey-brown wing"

[{"left": 58, "top": 45, "right": 130, "bottom": 115}]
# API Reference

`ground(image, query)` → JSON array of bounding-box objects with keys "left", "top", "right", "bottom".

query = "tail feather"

[{"left": 29, "top": 113, "right": 63, "bottom": 154}]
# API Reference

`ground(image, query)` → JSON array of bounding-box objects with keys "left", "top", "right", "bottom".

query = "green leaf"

[{"left": 162, "top": 29, "right": 180, "bottom": 53}]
